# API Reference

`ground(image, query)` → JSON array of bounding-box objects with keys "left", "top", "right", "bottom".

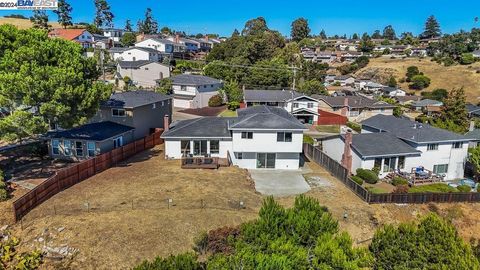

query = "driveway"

[{"left": 249, "top": 169, "right": 311, "bottom": 197}]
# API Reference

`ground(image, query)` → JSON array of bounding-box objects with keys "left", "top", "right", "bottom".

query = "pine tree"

[
  {"left": 30, "top": 10, "right": 50, "bottom": 30},
  {"left": 352, "top": 33, "right": 359, "bottom": 40},
  {"left": 422, "top": 15, "right": 441, "bottom": 39},
  {"left": 439, "top": 88, "right": 468, "bottom": 132},
  {"left": 124, "top": 19, "right": 133, "bottom": 32},
  {"left": 231, "top": 29, "right": 240, "bottom": 37},
  {"left": 94, "top": 0, "right": 114, "bottom": 28},
  {"left": 137, "top": 8, "right": 158, "bottom": 34},
  {"left": 319, "top": 29, "right": 327, "bottom": 39},
  {"left": 54, "top": 0, "right": 73, "bottom": 29},
  {"left": 383, "top": 25, "right": 396, "bottom": 40},
  {"left": 290, "top": 18, "right": 310, "bottom": 42}
]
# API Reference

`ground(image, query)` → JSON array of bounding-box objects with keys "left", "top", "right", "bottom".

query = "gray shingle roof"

[
  {"left": 343, "top": 133, "right": 421, "bottom": 158},
  {"left": 50, "top": 121, "right": 134, "bottom": 141},
  {"left": 232, "top": 105, "right": 306, "bottom": 130},
  {"left": 171, "top": 74, "right": 222, "bottom": 86},
  {"left": 243, "top": 90, "right": 304, "bottom": 103},
  {"left": 127, "top": 46, "right": 160, "bottom": 53},
  {"left": 466, "top": 104, "right": 480, "bottom": 115},
  {"left": 102, "top": 90, "right": 171, "bottom": 108},
  {"left": 161, "top": 117, "right": 235, "bottom": 138},
  {"left": 314, "top": 95, "right": 395, "bottom": 109},
  {"left": 465, "top": 129, "right": 480, "bottom": 141},
  {"left": 411, "top": 99, "right": 443, "bottom": 107},
  {"left": 361, "top": 114, "right": 469, "bottom": 143},
  {"left": 118, "top": 60, "right": 155, "bottom": 69}
]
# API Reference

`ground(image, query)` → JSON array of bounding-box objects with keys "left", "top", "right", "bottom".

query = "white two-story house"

[
  {"left": 170, "top": 74, "right": 223, "bottom": 109},
  {"left": 321, "top": 114, "right": 470, "bottom": 180},
  {"left": 243, "top": 90, "right": 320, "bottom": 125},
  {"left": 113, "top": 47, "right": 161, "bottom": 62},
  {"left": 135, "top": 38, "right": 175, "bottom": 53},
  {"left": 162, "top": 106, "right": 307, "bottom": 170}
]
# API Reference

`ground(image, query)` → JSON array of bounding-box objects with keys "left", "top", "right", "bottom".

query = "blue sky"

[{"left": 1, "top": 0, "right": 479, "bottom": 37}]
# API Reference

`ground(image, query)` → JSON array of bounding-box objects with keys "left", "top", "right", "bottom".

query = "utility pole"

[{"left": 292, "top": 66, "right": 297, "bottom": 90}]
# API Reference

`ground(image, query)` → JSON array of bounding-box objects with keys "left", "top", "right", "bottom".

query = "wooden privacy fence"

[
  {"left": 303, "top": 143, "right": 480, "bottom": 204},
  {"left": 12, "top": 129, "right": 164, "bottom": 222}
]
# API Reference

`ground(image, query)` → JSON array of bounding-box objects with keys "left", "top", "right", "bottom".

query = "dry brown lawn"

[
  {"left": 4, "top": 145, "right": 480, "bottom": 269},
  {"left": 0, "top": 17, "right": 61, "bottom": 29},
  {"left": 359, "top": 57, "right": 480, "bottom": 103}
]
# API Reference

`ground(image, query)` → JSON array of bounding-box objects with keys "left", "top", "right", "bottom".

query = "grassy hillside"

[
  {"left": 357, "top": 57, "right": 480, "bottom": 103},
  {"left": 0, "top": 17, "right": 61, "bottom": 29}
]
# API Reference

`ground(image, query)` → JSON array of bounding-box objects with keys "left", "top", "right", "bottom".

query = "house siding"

[
  {"left": 117, "top": 62, "right": 171, "bottom": 87},
  {"left": 91, "top": 99, "right": 172, "bottom": 140}
]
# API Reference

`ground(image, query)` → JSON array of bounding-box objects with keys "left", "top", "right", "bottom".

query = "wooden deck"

[{"left": 181, "top": 157, "right": 230, "bottom": 169}]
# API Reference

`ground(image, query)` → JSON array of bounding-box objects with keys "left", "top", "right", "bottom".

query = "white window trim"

[{"left": 112, "top": 108, "right": 126, "bottom": 118}]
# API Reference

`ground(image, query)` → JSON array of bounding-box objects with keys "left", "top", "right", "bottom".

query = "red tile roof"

[{"left": 48, "top": 28, "right": 87, "bottom": 41}]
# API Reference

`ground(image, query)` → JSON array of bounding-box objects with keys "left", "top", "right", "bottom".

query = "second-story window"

[
  {"left": 277, "top": 132, "right": 292, "bottom": 142},
  {"left": 293, "top": 103, "right": 299, "bottom": 108},
  {"left": 112, "top": 108, "right": 126, "bottom": 117},
  {"left": 427, "top": 143, "right": 439, "bottom": 151},
  {"left": 452, "top": 142, "right": 463, "bottom": 149},
  {"left": 307, "top": 102, "right": 314, "bottom": 108},
  {"left": 241, "top": 132, "right": 253, "bottom": 139}
]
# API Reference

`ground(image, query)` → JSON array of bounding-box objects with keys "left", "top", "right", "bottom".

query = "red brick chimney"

[
  {"left": 341, "top": 130, "right": 353, "bottom": 175},
  {"left": 175, "top": 34, "right": 180, "bottom": 43},
  {"left": 340, "top": 97, "right": 349, "bottom": 117},
  {"left": 164, "top": 115, "right": 170, "bottom": 131},
  {"left": 205, "top": 35, "right": 209, "bottom": 41}
]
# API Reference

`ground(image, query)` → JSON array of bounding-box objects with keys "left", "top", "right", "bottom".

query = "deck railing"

[{"left": 181, "top": 156, "right": 219, "bottom": 169}]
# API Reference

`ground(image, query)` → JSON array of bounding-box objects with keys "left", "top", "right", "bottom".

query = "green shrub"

[
  {"left": 409, "top": 75, "right": 431, "bottom": 90},
  {"left": 133, "top": 253, "right": 202, "bottom": 270},
  {"left": 356, "top": 168, "right": 379, "bottom": 184},
  {"left": 208, "top": 94, "right": 224, "bottom": 107},
  {"left": 457, "top": 185, "right": 472, "bottom": 192},
  {"left": 351, "top": 176, "right": 364, "bottom": 185},
  {"left": 227, "top": 101, "right": 240, "bottom": 111},
  {"left": 303, "top": 135, "right": 314, "bottom": 144},
  {"left": 346, "top": 121, "right": 361, "bottom": 133},
  {"left": 408, "top": 183, "right": 457, "bottom": 193},
  {"left": 391, "top": 177, "right": 408, "bottom": 186}
]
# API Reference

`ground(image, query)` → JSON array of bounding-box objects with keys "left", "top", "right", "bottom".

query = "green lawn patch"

[
  {"left": 218, "top": 109, "right": 237, "bottom": 117},
  {"left": 315, "top": 125, "right": 340, "bottom": 133},
  {"left": 365, "top": 186, "right": 387, "bottom": 194},
  {"left": 408, "top": 183, "right": 458, "bottom": 193}
]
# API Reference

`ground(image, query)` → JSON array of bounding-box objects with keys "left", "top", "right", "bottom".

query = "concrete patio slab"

[{"left": 250, "top": 169, "right": 311, "bottom": 197}]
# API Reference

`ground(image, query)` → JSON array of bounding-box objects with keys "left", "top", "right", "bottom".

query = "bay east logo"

[
  {"left": 0, "top": 0, "right": 57, "bottom": 10},
  {"left": 17, "top": 0, "right": 58, "bottom": 10}
]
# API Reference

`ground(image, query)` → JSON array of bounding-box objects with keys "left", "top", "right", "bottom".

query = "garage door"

[{"left": 174, "top": 98, "right": 192, "bottom": 108}]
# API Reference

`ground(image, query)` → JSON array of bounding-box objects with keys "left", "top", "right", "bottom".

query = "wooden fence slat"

[{"left": 12, "top": 129, "right": 164, "bottom": 222}]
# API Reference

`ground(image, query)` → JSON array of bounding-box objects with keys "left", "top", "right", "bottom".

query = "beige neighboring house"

[
  {"left": 312, "top": 95, "right": 395, "bottom": 122},
  {"left": 116, "top": 60, "right": 170, "bottom": 88},
  {"left": 169, "top": 74, "right": 223, "bottom": 109}
]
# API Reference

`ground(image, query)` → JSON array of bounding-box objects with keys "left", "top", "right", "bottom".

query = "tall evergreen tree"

[
  {"left": 422, "top": 15, "right": 441, "bottom": 39},
  {"left": 231, "top": 29, "right": 240, "bottom": 37},
  {"left": 437, "top": 88, "right": 469, "bottom": 132},
  {"left": 352, "top": 33, "right": 359, "bottom": 40},
  {"left": 137, "top": 8, "right": 158, "bottom": 34},
  {"left": 290, "top": 17, "right": 310, "bottom": 42},
  {"left": 371, "top": 30, "right": 382, "bottom": 39},
  {"left": 383, "top": 25, "right": 397, "bottom": 40},
  {"left": 124, "top": 19, "right": 133, "bottom": 32},
  {"left": 53, "top": 0, "right": 73, "bottom": 29},
  {"left": 30, "top": 10, "right": 50, "bottom": 30},
  {"left": 319, "top": 29, "right": 327, "bottom": 39},
  {"left": 94, "top": 0, "right": 114, "bottom": 28}
]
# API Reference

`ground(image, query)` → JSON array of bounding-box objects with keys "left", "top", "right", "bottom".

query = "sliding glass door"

[
  {"left": 193, "top": 140, "right": 207, "bottom": 156},
  {"left": 257, "top": 153, "right": 276, "bottom": 169}
]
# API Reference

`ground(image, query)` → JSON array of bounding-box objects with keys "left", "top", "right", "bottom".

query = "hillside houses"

[
  {"left": 48, "top": 29, "right": 94, "bottom": 48},
  {"left": 243, "top": 90, "right": 320, "bottom": 124}
]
